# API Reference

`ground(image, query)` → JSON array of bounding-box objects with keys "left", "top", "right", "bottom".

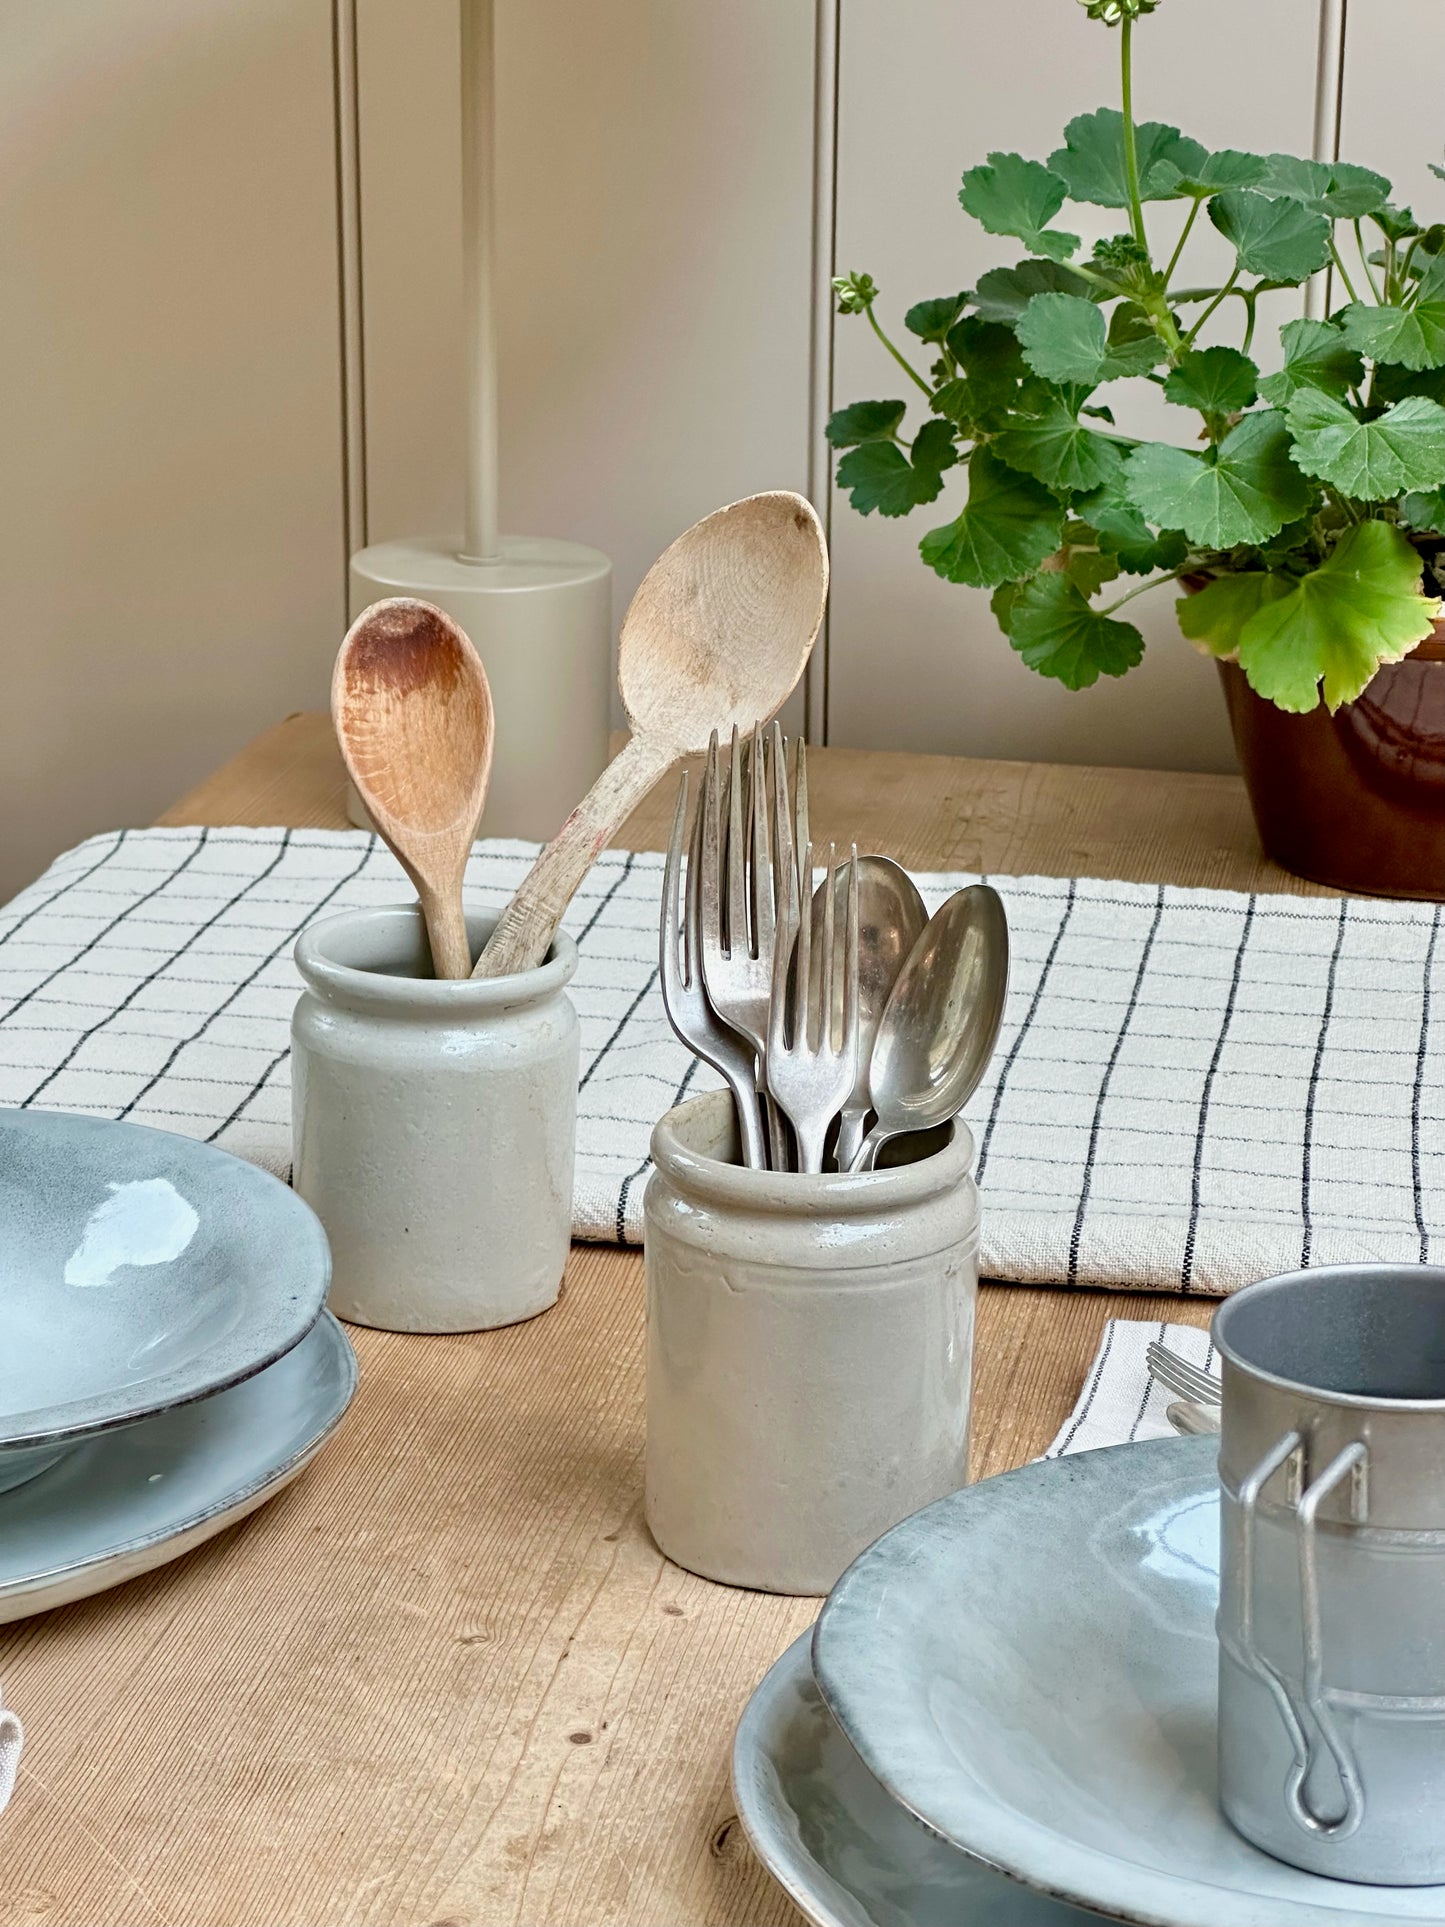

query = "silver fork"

[
  {"left": 1147, "top": 1340, "right": 1221, "bottom": 1407},
  {"left": 766, "top": 844, "right": 860, "bottom": 1174},
  {"left": 700, "top": 724, "right": 783, "bottom": 1158},
  {"left": 660, "top": 771, "right": 767, "bottom": 1168}
]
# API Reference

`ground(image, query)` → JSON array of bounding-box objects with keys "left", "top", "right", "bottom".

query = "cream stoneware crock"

[
  {"left": 292, "top": 904, "right": 578, "bottom": 1333},
  {"left": 644, "top": 1088, "right": 980, "bottom": 1595}
]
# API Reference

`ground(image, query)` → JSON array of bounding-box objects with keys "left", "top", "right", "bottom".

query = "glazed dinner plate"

[
  {"left": 0, "top": 1312, "right": 356, "bottom": 1622},
  {"left": 0, "top": 1108, "right": 331, "bottom": 1490},
  {"left": 812, "top": 1437, "right": 1445, "bottom": 1927},
  {"left": 733, "top": 1632, "right": 1101, "bottom": 1927}
]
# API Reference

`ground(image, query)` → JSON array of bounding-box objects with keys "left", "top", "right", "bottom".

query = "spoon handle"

[
  {"left": 418, "top": 880, "right": 474, "bottom": 980},
  {"left": 474, "top": 733, "right": 677, "bottom": 979}
]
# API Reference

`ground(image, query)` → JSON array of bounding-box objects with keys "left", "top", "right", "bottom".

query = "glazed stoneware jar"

[
  {"left": 292, "top": 904, "right": 578, "bottom": 1333},
  {"left": 644, "top": 1088, "right": 980, "bottom": 1595}
]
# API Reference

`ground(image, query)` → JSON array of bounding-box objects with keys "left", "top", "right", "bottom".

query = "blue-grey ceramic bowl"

[{"left": 0, "top": 1108, "right": 331, "bottom": 1490}]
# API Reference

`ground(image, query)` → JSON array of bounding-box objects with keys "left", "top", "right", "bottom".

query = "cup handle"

[{"left": 1234, "top": 1431, "right": 1367, "bottom": 1841}]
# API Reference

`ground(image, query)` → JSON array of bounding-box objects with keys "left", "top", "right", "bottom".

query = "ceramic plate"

[
  {"left": 733, "top": 1632, "right": 1102, "bottom": 1927},
  {"left": 813, "top": 1437, "right": 1444, "bottom": 1927},
  {"left": 0, "top": 1312, "right": 356, "bottom": 1622},
  {"left": 0, "top": 1108, "right": 331, "bottom": 1463}
]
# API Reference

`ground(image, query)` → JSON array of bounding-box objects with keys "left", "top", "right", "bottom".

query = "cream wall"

[{"left": 4, "top": 1, "right": 1443, "bottom": 899}]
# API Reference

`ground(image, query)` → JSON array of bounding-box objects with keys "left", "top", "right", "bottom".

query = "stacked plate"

[
  {"left": 733, "top": 1435, "right": 1444, "bottom": 1927},
  {"left": 0, "top": 1108, "right": 353, "bottom": 1623}
]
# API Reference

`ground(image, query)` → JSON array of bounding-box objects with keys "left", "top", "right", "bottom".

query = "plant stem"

[
  {"left": 1241, "top": 285, "right": 1260, "bottom": 357},
  {"left": 1329, "top": 239, "right": 1360, "bottom": 305},
  {"left": 1101, "top": 568, "right": 1188, "bottom": 615},
  {"left": 1119, "top": 17, "right": 1148, "bottom": 249},
  {"left": 1183, "top": 267, "right": 1240, "bottom": 348},
  {"left": 1354, "top": 221, "right": 1383, "bottom": 302},
  {"left": 865, "top": 306, "right": 933, "bottom": 398},
  {"left": 1162, "top": 196, "right": 1201, "bottom": 287}
]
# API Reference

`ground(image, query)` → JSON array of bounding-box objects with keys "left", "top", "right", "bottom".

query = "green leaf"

[
  {"left": 1257, "top": 318, "right": 1364, "bottom": 407},
  {"left": 919, "top": 450, "right": 1063, "bottom": 589},
  {"left": 1257, "top": 154, "right": 1391, "bottom": 220},
  {"left": 1401, "top": 487, "right": 1445, "bottom": 535},
  {"left": 1015, "top": 292, "right": 1160, "bottom": 387},
  {"left": 1234, "top": 520, "right": 1440, "bottom": 712},
  {"left": 1001, "top": 572, "right": 1145, "bottom": 688},
  {"left": 971, "top": 259, "right": 1100, "bottom": 323},
  {"left": 1163, "top": 346, "right": 1260, "bottom": 415},
  {"left": 1075, "top": 485, "right": 1189, "bottom": 574},
  {"left": 958, "top": 153, "right": 1079, "bottom": 262},
  {"left": 995, "top": 393, "right": 1127, "bottom": 493},
  {"left": 1176, "top": 572, "right": 1291, "bottom": 659},
  {"left": 836, "top": 419, "right": 958, "bottom": 517},
  {"left": 1337, "top": 298, "right": 1445, "bottom": 374},
  {"left": 1124, "top": 409, "right": 1313, "bottom": 546},
  {"left": 932, "top": 318, "right": 1026, "bottom": 427},
  {"left": 1372, "top": 360, "right": 1445, "bottom": 407},
  {"left": 1063, "top": 544, "right": 1122, "bottom": 597},
  {"left": 825, "top": 399, "right": 906, "bottom": 448},
  {"left": 1373, "top": 203, "right": 1420, "bottom": 243},
  {"left": 1155, "top": 149, "right": 1269, "bottom": 196},
  {"left": 1285, "top": 390, "right": 1445, "bottom": 499},
  {"left": 1208, "top": 191, "right": 1331, "bottom": 283},
  {"left": 905, "top": 294, "right": 969, "bottom": 343},
  {"left": 1048, "top": 110, "right": 1206, "bottom": 207}
]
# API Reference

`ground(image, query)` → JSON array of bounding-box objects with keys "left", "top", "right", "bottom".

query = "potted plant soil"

[{"left": 829, "top": 0, "right": 1445, "bottom": 899}]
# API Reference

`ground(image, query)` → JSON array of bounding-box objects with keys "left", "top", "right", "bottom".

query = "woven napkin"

[
  {"left": 0, "top": 826, "right": 1439, "bottom": 1294},
  {"left": 0, "top": 1691, "right": 19, "bottom": 1817},
  {"left": 1047, "top": 1318, "right": 1217, "bottom": 1456}
]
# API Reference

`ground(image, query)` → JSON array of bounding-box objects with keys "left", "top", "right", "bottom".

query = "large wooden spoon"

[
  {"left": 473, "top": 491, "right": 828, "bottom": 979},
  {"left": 333, "top": 597, "right": 494, "bottom": 979}
]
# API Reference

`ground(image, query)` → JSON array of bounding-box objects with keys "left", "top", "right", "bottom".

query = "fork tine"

[
  {"left": 750, "top": 721, "right": 774, "bottom": 961},
  {"left": 819, "top": 843, "right": 837, "bottom": 1054},
  {"left": 842, "top": 845, "right": 860, "bottom": 1068},
  {"left": 726, "top": 726, "right": 746, "bottom": 956},
  {"left": 684, "top": 762, "right": 707, "bottom": 992},
  {"left": 795, "top": 840, "right": 814, "bottom": 1051},
  {"left": 700, "top": 730, "right": 724, "bottom": 959},
  {"left": 661, "top": 770, "right": 688, "bottom": 997},
  {"left": 795, "top": 737, "right": 809, "bottom": 871},
  {"left": 769, "top": 720, "right": 796, "bottom": 930}
]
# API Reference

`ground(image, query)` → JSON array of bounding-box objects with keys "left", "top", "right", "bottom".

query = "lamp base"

[{"left": 348, "top": 534, "right": 612, "bottom": 842}]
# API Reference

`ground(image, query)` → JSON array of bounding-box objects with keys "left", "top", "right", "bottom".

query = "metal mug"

[{"left": 1213, "top": 1263, "right": 1445, "bottom": 1886}]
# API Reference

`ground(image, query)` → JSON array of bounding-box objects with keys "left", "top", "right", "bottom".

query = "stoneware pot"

[
  {"left": 644, "top": 1088, "right": 980, "bottom": 1596},
  {"left": 1216, "top": 623, "right": 1445, "bottom": 901},
  {"left": 1213, "top": 1263, "right": 1445, "bottom": 1886},
  {"left": 292, "top": 904, "right": 578, "bottom": 1333}
]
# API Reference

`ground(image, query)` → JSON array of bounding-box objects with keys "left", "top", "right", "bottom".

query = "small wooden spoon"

[
  {"left": 473, "top": 491, "right": 828, "bottom": 978},
  {"left": 333, "top": 598, "right": 494, "bottom": 979}
]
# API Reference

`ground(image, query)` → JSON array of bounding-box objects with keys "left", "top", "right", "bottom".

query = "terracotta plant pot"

[{"left": 1216, "top": 623, "right": 1445, "bottom": 901}]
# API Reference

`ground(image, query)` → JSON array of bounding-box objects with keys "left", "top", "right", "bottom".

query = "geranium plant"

[{"left": 829, "top": 0, "right": 1445, "bottom": 712}]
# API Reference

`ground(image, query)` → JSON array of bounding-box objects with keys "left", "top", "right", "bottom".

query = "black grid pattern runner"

[{"left": 1, "top": 827, "right": 1440, "bottom": 1295}]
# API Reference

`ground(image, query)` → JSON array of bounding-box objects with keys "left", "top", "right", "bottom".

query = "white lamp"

[{"left": 347, "top": 0, "right": 612, "bottom": 838}]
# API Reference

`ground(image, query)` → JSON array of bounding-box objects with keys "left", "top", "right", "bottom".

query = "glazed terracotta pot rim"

[
  {"left": 650, "top": 1086, "right": 976, "bottom": 1216},
  {"left": 295, "top": 902, "right": 578, "bottom": 1012}
]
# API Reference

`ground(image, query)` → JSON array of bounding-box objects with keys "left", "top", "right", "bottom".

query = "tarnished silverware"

[
  {"left": 1146, "top": 1340, "right": 1221, "bottom": 1407},
  {"left": 660, "top": 772, "right": 767, "bottom": 1168},
  {"left": 766, "top": 845, "right": 860, "bottom": 1175}
]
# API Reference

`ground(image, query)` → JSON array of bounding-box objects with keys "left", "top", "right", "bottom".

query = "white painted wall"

[
  {"left": 5, "top": 1, "right": 1444, "bottom": 898},
  {"left": 0, "top": 0, "right": 344, "bottom": 897}
]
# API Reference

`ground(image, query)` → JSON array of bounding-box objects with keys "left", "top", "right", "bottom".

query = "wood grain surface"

[{"left": 3, "top": 717, "right": 1328, "bottom": 1927}]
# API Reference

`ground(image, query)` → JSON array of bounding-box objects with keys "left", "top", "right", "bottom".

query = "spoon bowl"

[
  {"left": 333, "top": 598, "right": 494, "bottom": 978},
  {"left": 854, "top": 884, "right": 1009, "bottom": 1171},
  {"left": 475, "top": 492, "right": 827, "bottom": 979},
  {"left": 810, "top": 856, "right": 929, "bottom": 1172}
]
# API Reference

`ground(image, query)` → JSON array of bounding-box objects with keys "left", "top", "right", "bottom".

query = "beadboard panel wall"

[
  {"left": 825, "top": 0, "right": 1323, "bottom": 771},
  {"left": 0, "top": 0, "right": 345, "bottom": 898}
]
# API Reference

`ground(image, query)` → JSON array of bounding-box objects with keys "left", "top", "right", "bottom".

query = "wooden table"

[{"left": 0, "top": 717, "right": 1329, "bottom": 1927}]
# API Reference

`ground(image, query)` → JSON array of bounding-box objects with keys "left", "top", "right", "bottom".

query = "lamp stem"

[{"left": 460, "top": 0, "right": 500, "bottom": 562}]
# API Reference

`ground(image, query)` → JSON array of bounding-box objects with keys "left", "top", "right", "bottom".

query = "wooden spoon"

[
  {"left": 473, "top": 491, "right": 828, "bottom": 979},
  {"left": 333, "top": 597, "right": 494, "bottom": 979}
]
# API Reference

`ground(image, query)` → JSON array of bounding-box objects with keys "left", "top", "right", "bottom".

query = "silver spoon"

[
  {"left": 809, "top": 856, "right": 928, "bottom": 1172},
  {"left": 851, "top": 884, "right": 1009, "bottom": 1173}
]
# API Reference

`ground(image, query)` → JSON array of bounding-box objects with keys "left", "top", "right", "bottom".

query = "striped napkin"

[
  {"left": 0, "top": 826, "right": 1439, "bottom": 1295},
  {"left": 1047, "top": 1318, "right": 1216, "bottom": 1456}
]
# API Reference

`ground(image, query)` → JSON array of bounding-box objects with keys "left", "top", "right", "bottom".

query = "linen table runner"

[{"left": 0, "top": 826, "right": 1439, "bottom": 1295}]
